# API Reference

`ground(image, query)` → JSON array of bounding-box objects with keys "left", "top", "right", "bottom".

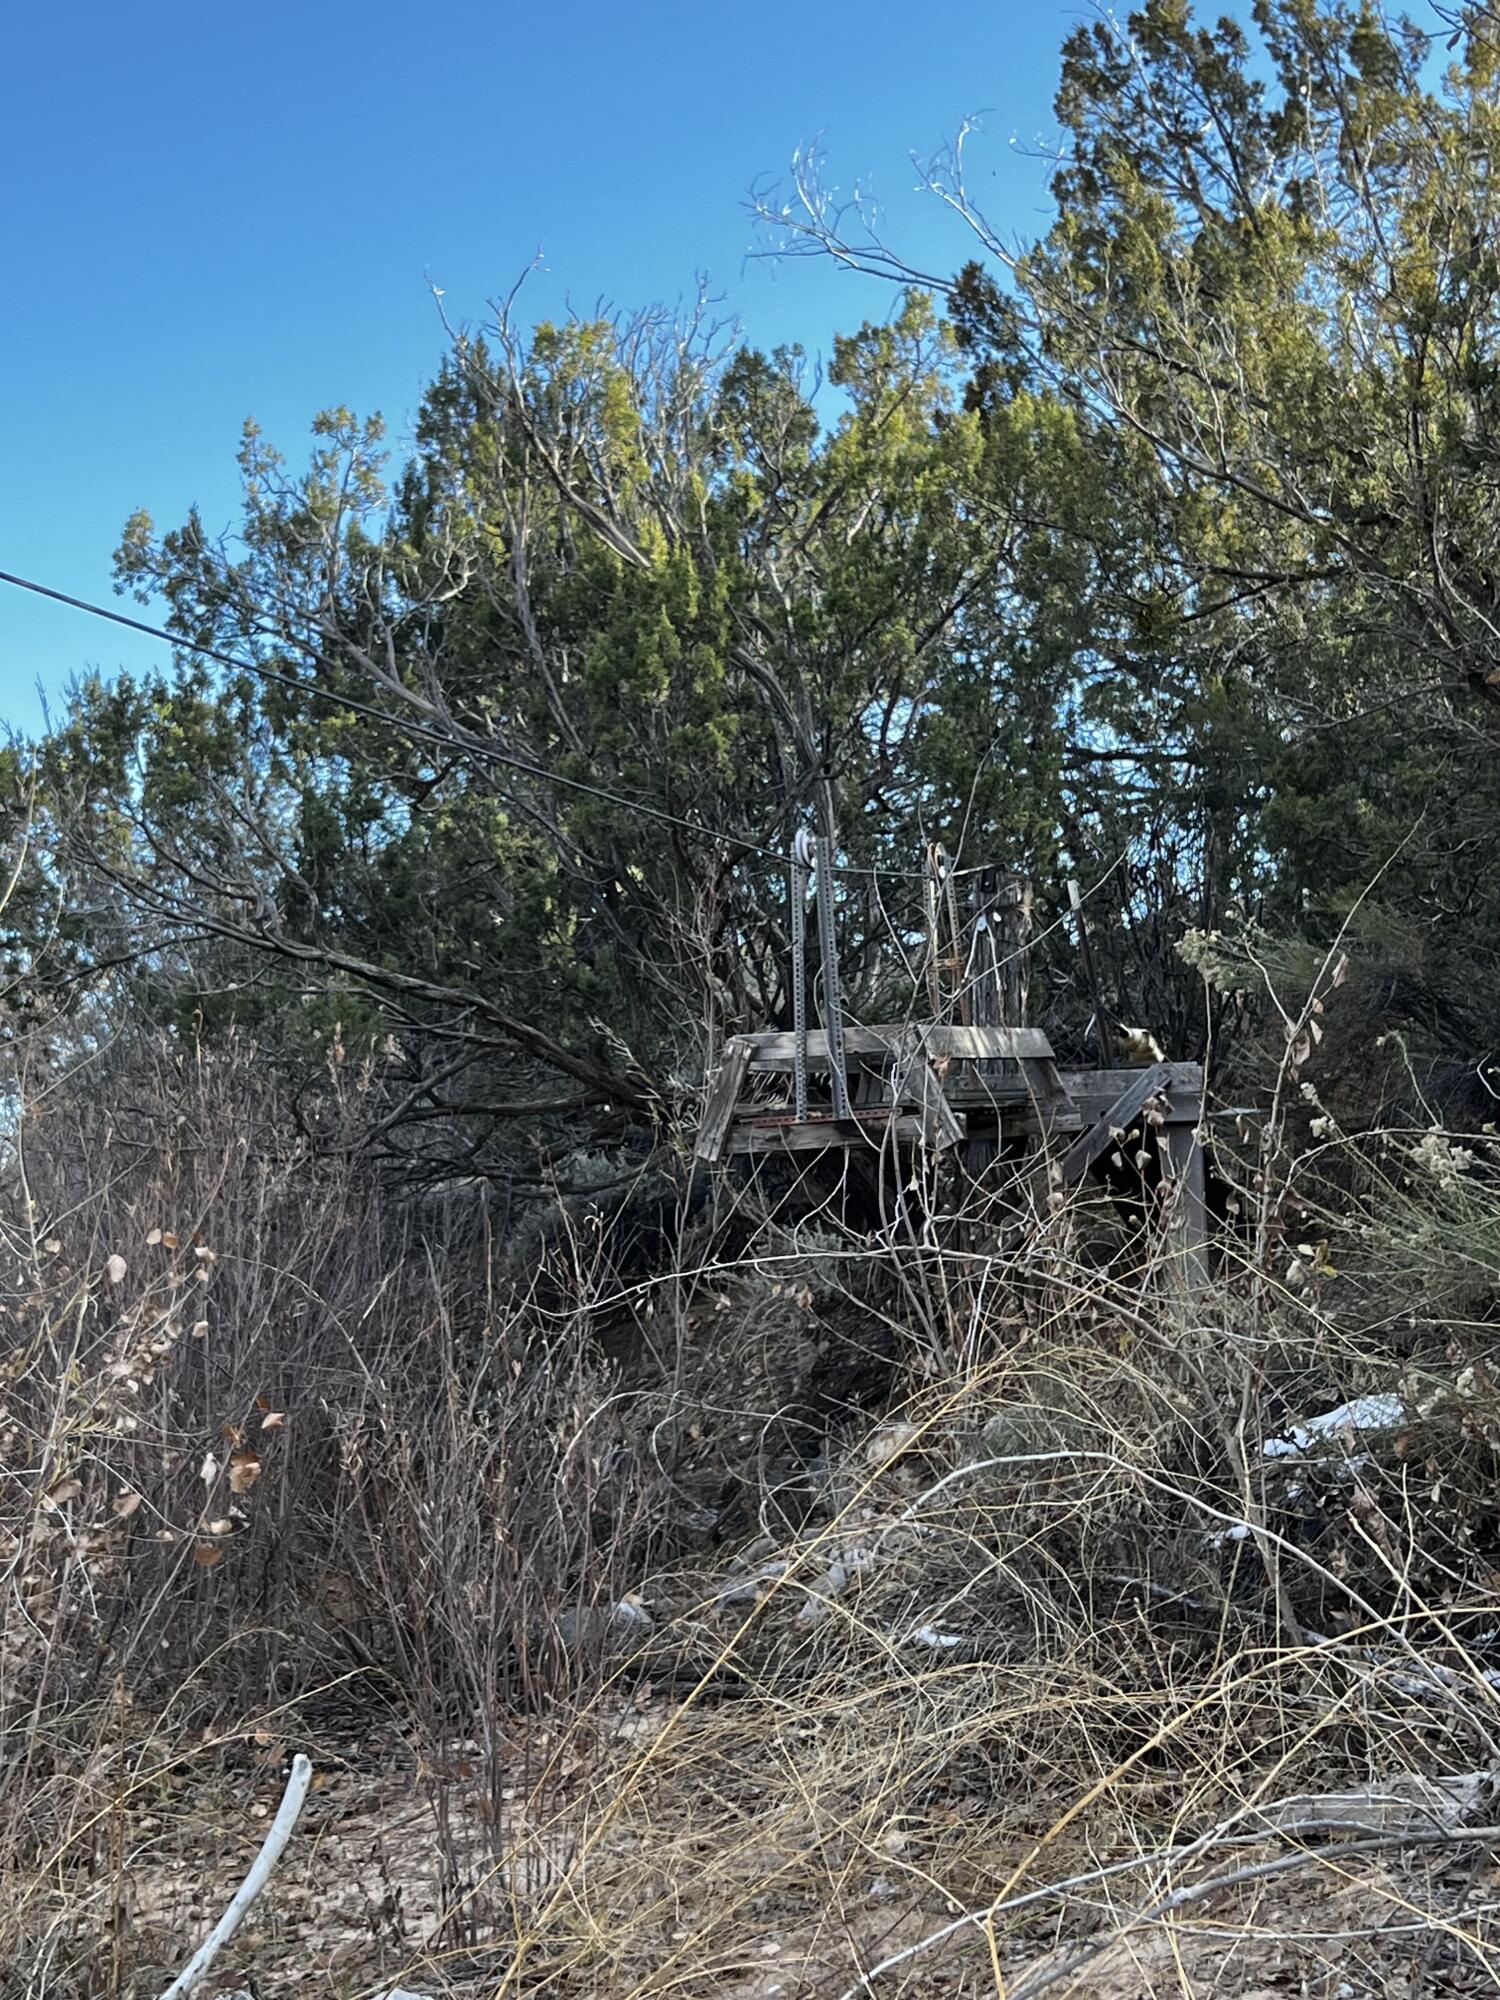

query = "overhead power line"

[
  {"left": 0, "top": 566, "right": 805, "bottom": 862},
  {"left": 0, "top": 565, "right": 1109, "bottom": 901}
]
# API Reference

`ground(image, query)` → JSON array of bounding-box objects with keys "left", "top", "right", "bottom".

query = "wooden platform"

[
  {"left": 695, "top": 1030, "right": 1211, "bottom": 1286},
  {"left": 696, "top": 1026, "right": 1206, "bottom": 1159}
]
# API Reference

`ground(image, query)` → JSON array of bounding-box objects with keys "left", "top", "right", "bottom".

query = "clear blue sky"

[{"left": 0, "top": 0, "right": 1077, "bottom": 736}]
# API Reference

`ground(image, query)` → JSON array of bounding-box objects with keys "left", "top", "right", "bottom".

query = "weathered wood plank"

[
  {"left": 889, "top": 1028, "right": 965, "bottom": 1149},
  {"left": 927, "top": 1026, "right": 1056, "bottom": 1061},
  {"left": 725, "top": 1111, "right": 960, "bottom": 1155},
  {"left": 941, "top": 1075, "right": 1042, "bottom": 1108},
  {"left": 1060, "top": 1063, "right": 1204, "bottom": 1127},
  {"left": 1058, "top": 1063, "right": 1175, "bottom": 1187},
  {"left": 741, "top": 1024, "right": 1055, "bottom": 1068},
  {"left": 965, "top": 1105, "right": 1085, "bottom": 1137},
  {"left": 693, "top": 1039, "right": 752, "bottom": 1163},
  {"left": 1058, "top": 1062, "right": 1204, "bottom": 1098}
]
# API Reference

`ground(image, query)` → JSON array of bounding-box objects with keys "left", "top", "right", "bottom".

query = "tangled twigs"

[{"left": 839, "top": 1822, "right": 1500, "bottom": 2000}]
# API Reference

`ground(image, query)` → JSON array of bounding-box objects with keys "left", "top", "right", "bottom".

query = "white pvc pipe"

[{"left": 158, "top": 1753, "right": 313, "bottom": 2000}]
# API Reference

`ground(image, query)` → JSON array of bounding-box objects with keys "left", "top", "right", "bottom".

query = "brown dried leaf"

[
  {"left": 161, "top": 1231, "right": 179, "bottom": 1250},
  {"left": 192, "top": 1543, "right": 223, "bottom": 1569},
  {"left": 46, "top": 1476, "right": 83, "bottom": 1505},
  {"left": 105, "top": 1254, "right": 128, "bottom": 1285},
  {"left": 260, "top": 1411, "right": 286, "bottom": 1432},
  {"left": 113, "top": 1490, "right": 142, "bottom": 1519},
  {"left": 228, "top": 1450, "right": 262, "bottom": 1495}
]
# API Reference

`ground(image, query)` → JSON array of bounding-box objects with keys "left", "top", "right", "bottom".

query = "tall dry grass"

[{"left": 4, "top": 953, "right": 1500, "bottom": 1996}]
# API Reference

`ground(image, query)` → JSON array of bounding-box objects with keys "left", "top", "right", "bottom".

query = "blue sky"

[{"left": 0, "top": 0, "right": 1077, "bottom": 736}]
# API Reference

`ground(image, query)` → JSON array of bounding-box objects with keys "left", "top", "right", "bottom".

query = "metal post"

[
  {"left": 924, "top": 842, "right": 945, "bottom": 1019},
  {"left": 812, "top": 828, "right": 853, "bottom": 1119},
  {"left": 791, "top": 829, "right": 814, "bottom": 1122}
]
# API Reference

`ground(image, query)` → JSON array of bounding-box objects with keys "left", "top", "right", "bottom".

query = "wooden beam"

[
  {"left": 741, "top": 1024, "right": 1055, "bottom": 1068},
  {"left": 694, "top": 1039, "right": 752, "bottom": 1163},
  {"left": 889, "top": 1028, "right": 965, "bottom": 1149},
  {"left": 1162, "top": 1122, "right": 1211, "bottom": 1292},
  {"left": 926, "top": 1026, "right": 1056, "bottom": 1061},
  {"left": 1058, "top": 1063, "right": 1175, "bottom": 1187},
  {"left": 1060, "top": 1063, "right": 1204, "bottom": 1127},
  {"left": 725, "top": 1111, "right": 960, "bottom": 1156}
]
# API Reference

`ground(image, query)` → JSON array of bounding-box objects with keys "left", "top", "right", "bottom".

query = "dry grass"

[{"left": 5, "top": 975, "right": 1500, "bottom": 1996}]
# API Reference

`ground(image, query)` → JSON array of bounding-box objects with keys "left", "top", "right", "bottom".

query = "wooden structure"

[{"left": 693, "top": 840, "right": 1212, "bottom": 1286}]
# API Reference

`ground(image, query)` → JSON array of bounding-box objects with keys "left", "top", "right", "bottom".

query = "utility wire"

[
  {"left": 0, "top": 564, "right": 1101, "bottom": 894},
  {"left": 2, "top": 567, "right": 913, "bottom": 874},
  {"left": 0, "top": 567, "right": 807, "bottom": 862}
]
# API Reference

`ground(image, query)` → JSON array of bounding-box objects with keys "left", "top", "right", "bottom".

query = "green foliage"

[
  {"left": 12, "top": 0, "right": 1500, "bottom": 1170},
  {"left": 5, "top": 292, "right": 1055, "bottom": 1172}
]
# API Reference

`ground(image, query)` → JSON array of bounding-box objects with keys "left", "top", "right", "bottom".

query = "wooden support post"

[
  {"left": 993, "top": 870, "right": 1032, "bottom": 1029},
  {"left": 1163, "top": 1121, "right": 1211, "bottom": 1293}
]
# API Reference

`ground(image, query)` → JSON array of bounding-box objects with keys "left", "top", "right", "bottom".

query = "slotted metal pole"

[
  {"left": 813, "top": 836, "right": 853, "bottom": 1119},
  {"left": 812, "top": 783, "right": 852, "bottom": 1120},
  {"left": 791, "top": 829, "right": 814, "bottom": 1122},
  {"left": 924, "top": 843, "right": 945, "bottom": 1018}
]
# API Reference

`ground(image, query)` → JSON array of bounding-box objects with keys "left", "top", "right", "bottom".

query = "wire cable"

[
  {"left": 0, "top": 566, "right": 806, "bottom": 863},
  {"left": 0, "top": 563, "right": 1114, "bottom": 899},
  {"left": 1, "top": 566, "right": 927, "bottom": 876}
]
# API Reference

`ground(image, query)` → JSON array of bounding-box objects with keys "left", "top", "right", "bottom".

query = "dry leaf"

[
  {"left": 206, "top": 1518, "right": 234, "bottom": 1537},
  {"left": 161, "top": 1231, "right": 179, "bottom": 1250},
  {"left": 228, "top": 1450, "right": 262, "bottom": 1495},
  {"left": 260, "top": 1411, "right": 286, "bottom": 1432},
  {"left": 43, "top": 1238, "right": 61, "bottom": 1255},
  {"left": 191, "top": 1320, "right": 209, "bottom": 1340},
  {"left": 194, "top": 1246, "right": 216, "bottom": 1266},
  {"left": 146, "top": 1228, "right": 162, "bottom": 1247},
  {"left": 105, "top": 1254, "right": 127, "bottom": 1285},
  {"left": 46, "top": 1475, "right": 83, "bottom": 1505},
  {"left": 113, "top": 1490, "right": 142, "bottom": 1519},
  {"left": 200, "top": 1452, "right": 219, "bottom": 1486},
  {"left": 192, "top": 1543, "right": 223, "bottom": 1569}
]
